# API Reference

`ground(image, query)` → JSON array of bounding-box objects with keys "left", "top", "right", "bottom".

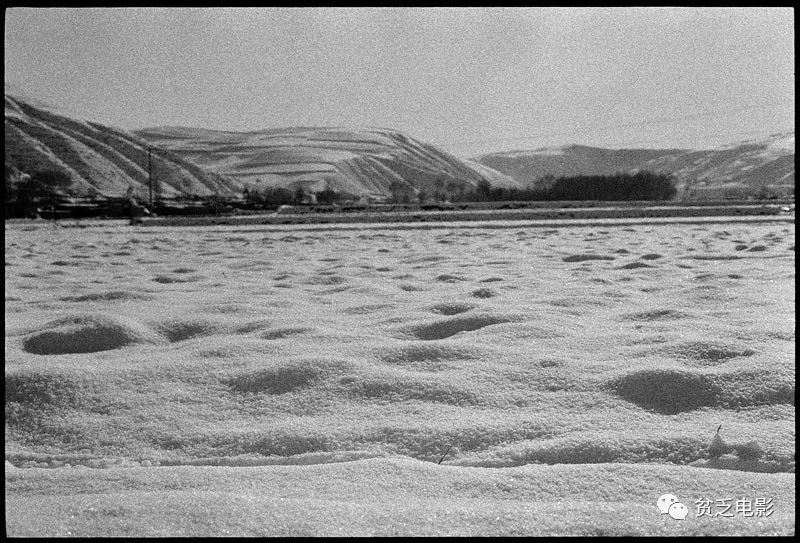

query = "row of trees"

[
  {"left": 241, "top": 186, "right": 345, "bottom": 206},
  {"left": 460, "top": 171, "right": 678, "bottom": 202},
  {"left": 242, "top": 186, "right": 301, "bottom": 206},
  {"left": 378, "top": 171, "right": 678, "bottom": 204},
  {"left": 14, "top": 164, "right": 785, "bottom": 219},
  {"left": 240, "top": 172, "right": 677, "bottom": 208}
]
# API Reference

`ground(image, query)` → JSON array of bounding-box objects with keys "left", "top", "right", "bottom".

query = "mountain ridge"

[
  {"left": 134, "top": 125, "right": 523, "bottom": 201},
  {"left": 5, "top": 92, "right": 242, "bottom": 199},
  {"left": 476, "top": 133, "right": 794, "bottom": 199},
  {"left": 6, "top": 87, "right": 793, "bottom": 202}
]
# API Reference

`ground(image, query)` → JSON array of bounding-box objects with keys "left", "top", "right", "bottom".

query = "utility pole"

[{"left": 148, "top": 146, "right": 153, "bottom": 210}]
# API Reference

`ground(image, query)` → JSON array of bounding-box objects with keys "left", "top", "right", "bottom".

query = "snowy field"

[{"left": 5, "top": 218, "right": 795, "bottom": 536}]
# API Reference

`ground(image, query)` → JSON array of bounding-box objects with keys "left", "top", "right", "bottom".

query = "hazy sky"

[{"left": 5, "top": 7, "right": 795, "bottom": 157}]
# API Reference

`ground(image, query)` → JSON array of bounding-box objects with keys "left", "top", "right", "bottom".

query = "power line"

[
  {"left": 451, "top": 102, "right": 794, "bottom": 147},
  {"left": 608, "top": 126, "right": 795, "bottom": 151}
]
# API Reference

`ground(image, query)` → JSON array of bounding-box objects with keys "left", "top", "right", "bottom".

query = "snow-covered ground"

[{"left": 5, "top": 219, "right": 795, "bottom": 536}]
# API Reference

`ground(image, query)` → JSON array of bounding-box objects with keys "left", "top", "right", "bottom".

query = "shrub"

[
  {"left": 5, "top": 167, "right": 73, "bottom": 216},
  {"left": 243, "top": 186, "right": 296, "bottom": 207},
  {"left": 707, "top": 433, "right": 730, "bottom": 459},
  {"left": 733, "top": 440, "right": 764, "bottom": 461},
  {"left": 315, "top": 188, "right": 342, "bottom": 205}
]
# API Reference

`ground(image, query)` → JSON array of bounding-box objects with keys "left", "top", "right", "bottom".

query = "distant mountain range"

[
  {"left": 5, "top": 90, "right": 241, "bottom": 198},
  {"left": 477, "top": 133, "right": 794, "bottom": 198},
  {"left": 134, "top": 126, "right": 522, "bottom": 200},
  {"left": 5, "top": 87, "right": 794, "bottom": 201}
]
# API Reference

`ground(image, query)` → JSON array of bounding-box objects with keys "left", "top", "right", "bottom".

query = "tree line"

[
  {"left": 241, "top": 171, "right": 678, "bottom": 207},
  {"left": 242, "top": 186, "right": 342, "bottom": 206},
  {"left": 5, "top": 168, "right": 73, "bottom": 217},
  {"left": 461, "top": 171, "right": 678, "bottom": 203},
  {"left": 2, "top": 166, "right": 687, "bottom": 219}
]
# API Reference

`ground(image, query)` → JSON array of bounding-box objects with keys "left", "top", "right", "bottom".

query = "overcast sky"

[{"left": 4, "top": 7, "right": 795, "bottom": 157}]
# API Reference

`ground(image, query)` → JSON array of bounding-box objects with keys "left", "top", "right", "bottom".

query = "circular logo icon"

[
  {"left": 668, "top": 502, "right": 688, "bottom": 520},
  {"left": 657, "top": 494, "right": 680, "bottom": 515}
]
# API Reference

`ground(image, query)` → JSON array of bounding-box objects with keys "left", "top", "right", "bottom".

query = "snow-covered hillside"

[
  {"left": 136, "top": 126, "right": 522, "bottom": 200},
  {"left": 4, "top": 90, "right": 241, "bottom": 198},
  {"left": 477, "top": 134, "right": 795, "bottom": 198},
  {"left": 477, "top": 145, "right": 684, "bottom": 186},
  {"left": 637, "top": 133, "right": 795, "bottom": 196}
]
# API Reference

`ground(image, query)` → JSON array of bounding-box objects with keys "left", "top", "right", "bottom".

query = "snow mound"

[
  {"left": 661, "top": 341, "right": 756, "bottom": 366},
  {"left": 227, "top": 358, "right": 352, "bottom": 394},
  {"left": 709, "top": 369, "right": 795, "bottom": 409},
  {"left": 233, "top": 319, "right": 273, "bottom": 334},
  {"left": 6, "top": 367, "right": 95, "bottom": 410},
  {"left": 622, "top": 309, "right": 689, "bottom": 321},
  {"left": 400, "top": 314, "right": 520, "bottom": 341},
  {"left": 562, "top": 254, "right": 616, "bottom": 262},
  {"left": 471, "top": 288, "right": 497, "bottom": 298},
  {"left": 610, "top": 369, "right": 719, "bottom": 414},
  {"left": 59, "top": 290, "right": 154, "bottom": 302},
  {"left": 617, "top": 262, "right": 657, "bottom": 269},
  {"left": 450, "top": 434, "right": 708, "bottom": 468},
  {"left": 690, "top": 454, "right": 793, "bottom": 474},
  {"left": 259, "top": 327, "right": 313, "bottom": 340},
  {"left": 154, "top": 318, "right": 226, "bottom": 343},
  {"left": 341, "top": 374, "right": 481, "bottom": 406},
  {"left": 611, "top": 367, "right": 794, "bottom": 413},
  {"left": 429, "top": 302, "right": 474, "bottom": 315},
  {"left": 22, "top": 314, "right": 162, "bottom": 355},
  {"left": 379, "top": 343, "right": 478, "bottom": 371},
  {"left": 160, "top": 450, "right": 384, "bottom": 467}
]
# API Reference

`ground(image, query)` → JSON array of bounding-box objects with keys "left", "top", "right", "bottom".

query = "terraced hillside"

[
  {"left": 4, "top": 91, "right": 241, "bottom": 198},
  {"left": 136, "top": 126, "right": 522, "bottom": 200}
]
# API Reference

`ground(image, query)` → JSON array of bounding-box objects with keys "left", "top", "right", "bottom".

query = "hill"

[
  {"left": 637, "top": 133, "right": 795, "bottom": 199},
  {"left": 5, "top": 90, "right": 242, "bottom": 199},
  {"left": 477, "top": 134, "right": 795, "bottom": 199},
  {"left": 478, "top": 145, "right": 683, "bottom": 185},
  {"left": 7, "top": 84, "right": 791, "bottom": 203},
  {"left": 135, "top": 126, "right": 522, "bottom": 201}
]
